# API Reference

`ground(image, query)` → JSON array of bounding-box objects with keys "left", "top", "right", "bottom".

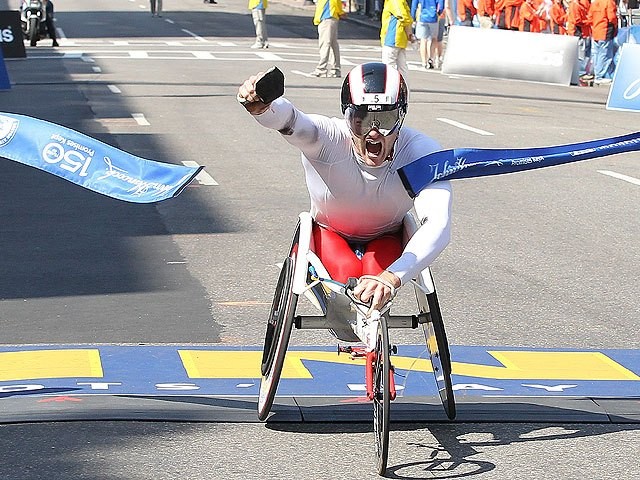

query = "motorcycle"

[{"left": 20, "top": 0, "right": 49, "bottom": 47}]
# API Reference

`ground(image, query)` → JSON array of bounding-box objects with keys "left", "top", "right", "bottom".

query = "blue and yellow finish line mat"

[{"left": 0, "top": 345, "right": 639, "bottom": 398}]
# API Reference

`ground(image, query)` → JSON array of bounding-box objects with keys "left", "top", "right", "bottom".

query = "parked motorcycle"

[{"left": 20, "top": 0, "right": 49, "bottom": 47}]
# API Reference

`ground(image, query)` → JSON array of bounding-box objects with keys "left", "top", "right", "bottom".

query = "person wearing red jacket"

[
  {"left": 588, "top": 0, "right": 618, "bottom": 83},
  {"left": 549, "top": 0, "right": 567, "bottom": 34},
  {"left": 566, "top": 0, "right": 592, "bottom": 77}
]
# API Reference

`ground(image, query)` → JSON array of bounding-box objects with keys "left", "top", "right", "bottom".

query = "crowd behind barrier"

[
  {"left": 340, "top": 0, "right": 639, "bottom": 85},
  {"left": 450, "top": 0, "right": 634, "bottom": 84}
]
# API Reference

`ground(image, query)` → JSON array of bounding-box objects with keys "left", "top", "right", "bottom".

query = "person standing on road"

[
  {"left": 433, "top": 1, "right": 452, "bottom": 68},
  {"left": 43, "top": 0, "right": 59, "bottom": 47},
  {"left": 566, "top": 0, "right": 592, "bottom": 79},
  {"left": 381, "top": 0, "right": 416, "bottom": 81},
  {"left": 150, "top": 0, "right": 163, "bottom": 17},
  {"left": 310, "top": 0, "right": 346, "bottom": 78},
  {"left": 22, "top": 0, "right": 60, "bottom": 46},
  {"left": 237, "top": 62, "right": 452, "bottom": 311},
  {"left": 411, "top": 0, "right": 444, "bottom": 70},
  {"left": 249, "top": 0, "right": 269, "bottom": 49},
  {"left": 588, "top": 0, "right": 618, "bottom": 84}
]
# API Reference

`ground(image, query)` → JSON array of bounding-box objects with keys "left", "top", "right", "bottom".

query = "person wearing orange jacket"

[
  {"left": 477, "top": 0, "right": 495, "bottom": 28},
  {"left": 588, "top": 0, "right": 618, "bottom": 84},
  {"left": 549, "top": 0, "right": 567, "bottom": 34},
  {"left": 533, "top": 0, "right": 550, "bottom": 32},
  {"left": 566, "top": 0, "right": 592, "bottom": 77},
  {"left": 495, "top": 0, "right": 524, "bottom": 30},
  {"left": 457, "top": 0, "right": 477, "bottom": 25},
  {"left": 520, "top": 0, "right": 541, "bottom": 31}
]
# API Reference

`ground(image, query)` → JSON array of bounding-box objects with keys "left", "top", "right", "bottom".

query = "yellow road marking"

[
  {"left": 178, "top": 350, "right": 640, "bottom": 381},
  {"left": 179, "top": 350, "right": 313, "bottom": 379},
  {"left": 0, "top": 349, "right": 103, "bottom": 382}
]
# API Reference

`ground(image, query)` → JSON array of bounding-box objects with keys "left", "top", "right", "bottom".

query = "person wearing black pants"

[
  {"left": 150, "top": 0, "right": 163, "bottom": 17},
  {"left": 44, "top": 0, "right": 58, "bottom": 47}
]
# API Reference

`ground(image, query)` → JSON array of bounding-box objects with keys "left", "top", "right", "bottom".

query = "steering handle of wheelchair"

[{"left": 344, "top": 280, "right": 380, "bottom": 311}]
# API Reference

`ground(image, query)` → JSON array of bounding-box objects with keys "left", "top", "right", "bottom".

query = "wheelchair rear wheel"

[
  {"left": 372, "top": 316, "right": 391, "bottom": 475},
  {"left": 258, "top": 256, "right": 298, "bottom": 421},
  {"left": 424, "top": 290, "right": 456, "bottom": 420}
]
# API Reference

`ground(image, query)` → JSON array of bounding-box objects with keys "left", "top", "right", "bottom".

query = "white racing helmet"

[{"left": 341, "top": 63, "right": 408, "bottom": 138}]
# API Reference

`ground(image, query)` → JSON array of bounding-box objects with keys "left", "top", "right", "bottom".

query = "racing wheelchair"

[{"left": 258, "top": 211, "right": 456, "bottom": 475}]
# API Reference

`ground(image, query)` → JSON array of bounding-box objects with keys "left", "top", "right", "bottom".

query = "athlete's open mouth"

[{"left": 366, "top": 139, "right": 383, "bottom": 156}]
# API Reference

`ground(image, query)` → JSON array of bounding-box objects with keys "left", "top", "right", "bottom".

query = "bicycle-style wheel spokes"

[
  {"left": 258, "top": 256, "right": 298, "bottom": 421},
  {"left": 372, "top": 316, "right": 391, "bottom": 475}
]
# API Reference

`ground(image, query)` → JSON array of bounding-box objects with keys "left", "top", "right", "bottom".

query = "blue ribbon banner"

[
  {"left": 0, "top": 112, "right": 203, "bottom": 203},
  {"left": 399, "top": 131, "right": 640, "bottom": 197}
]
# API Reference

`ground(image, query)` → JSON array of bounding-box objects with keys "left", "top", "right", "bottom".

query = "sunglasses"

[{"left": 344, "top": 107, "right": 404, "bottom": 138}]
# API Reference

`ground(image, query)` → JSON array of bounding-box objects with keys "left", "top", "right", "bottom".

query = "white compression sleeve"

[{"left": 387, "top": 180, "right": 453, "bottom": 285}]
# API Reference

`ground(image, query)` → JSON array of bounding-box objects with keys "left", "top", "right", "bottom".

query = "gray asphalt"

[{"left": 0, "top": 0, "right": 638, "bottom": 478}]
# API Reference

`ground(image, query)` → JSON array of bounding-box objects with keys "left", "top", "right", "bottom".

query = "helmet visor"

[{"left": 344, "top": 107, "right": 403, "bottom": 138}]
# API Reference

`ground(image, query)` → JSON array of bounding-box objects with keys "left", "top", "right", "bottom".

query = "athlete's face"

[{"left": 351, "top": 127, "right": 399, "bottom": 167}]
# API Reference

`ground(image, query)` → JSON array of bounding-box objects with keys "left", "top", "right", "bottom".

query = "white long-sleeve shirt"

[{"left": 255, "top": 97, "right": 452, "bottom": 286}]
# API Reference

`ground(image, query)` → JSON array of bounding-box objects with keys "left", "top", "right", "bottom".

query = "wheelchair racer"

[{"left": 238, "top": 62, "right": 452, "bottom": 313}]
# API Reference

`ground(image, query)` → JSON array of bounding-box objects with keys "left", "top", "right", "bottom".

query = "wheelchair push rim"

[{"left": 257, "top": 255, "right": 298, "bottom": 421}]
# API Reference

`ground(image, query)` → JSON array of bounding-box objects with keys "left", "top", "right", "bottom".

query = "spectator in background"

[
  {"left": 445, "top": 0, "right": 456, "bottom": 25},
  {"left": 411, "top": 0, "right": 444, "bottom": 69},
  {"left": 520, "top": 0, "right": 541, "bottom": 30},
  {"left": 150, "top": 0, "right": 163, "bottom": 17},
  {"left": 477, "top": 0, "right": 496, "bottom": 28},
  {"left": 434, "top": 0, "right": 453, "bottom": 68},
  {"left": 380, "top": 0, "right": 415, "bottom": 81},
  {"left": 534, "top": 0, "right": 552, "bottom": 32},
  {"left": 589, "top": 0, "right": 618, "bottom": 84},
  {"left": 549, "top": 0, "right": 567, "bottom": 34},
  {"left": 43, "top": 0, "right": 59, "bottom": 46},
  {"left": 567, "top": 0, "right": 592, "bottom": 78},
  {"left": 310, "top": 0, "right": 346, "bottom": 77},
  {"left": 457, "top": 0, "right": 477, "bottom": 25},
  {"left": 249, "top": 0, "right": 269, "bottom": 49},
  {"left": 495, "top": 0, "right": 524, "bottom": 30},
  {"left": 618, "top": 0, "right": 629, "bottom": 27},
  {"left": 374, "top": 0, "right": 383, "bottom": 20}
]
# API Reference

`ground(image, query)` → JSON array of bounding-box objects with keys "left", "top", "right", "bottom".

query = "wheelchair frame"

[{"left": 258, "top": 211, "right": 456, "bottom": 475}]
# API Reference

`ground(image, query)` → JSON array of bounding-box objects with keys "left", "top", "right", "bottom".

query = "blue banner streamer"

[
  {"left": 399, "top": 131, "right": 640, "bottom": 197},
  {"left": 0, "top": 112, "right": 203, "bottom": 203}
]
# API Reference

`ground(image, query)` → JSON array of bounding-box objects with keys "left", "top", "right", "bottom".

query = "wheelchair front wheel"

[
  {"left": 258, "top": 256, "right": 298, "bottom": 421},
  {"left": 372, "top": 315, "right": 391, "bottom": 475}
]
